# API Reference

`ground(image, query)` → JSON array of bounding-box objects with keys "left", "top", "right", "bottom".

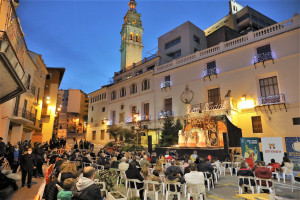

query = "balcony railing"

[
  {"left": 257, "top": 94, "right": 285, "bottom": 105},
  {"left": 158, "top": 110, "right": 174, "bottom": 118},
  {"left": 202, "top": 67, "right": 217, "bottom": 78},
  {"left": 161, "top": 81, "right": 172, "bottom": 89},
  {"left": 253, "top": 51, "right": 274, "bottom": 67},
  {"left": 13, "top": 107, "right": 36, "bottom": 122},
  {"left": 141, "top": 114, "right": 151, "bottom": 121}
]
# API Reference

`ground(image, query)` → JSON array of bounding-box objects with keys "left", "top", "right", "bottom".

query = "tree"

[
  {"left": 159, "top": 118, "right": 183, "bottom": 147},
  {"left": 122, "top": 128, "right": 134, "bottom": 142},
  {"left": 107, "top": 124, "right": 120, "bottom": 142}
]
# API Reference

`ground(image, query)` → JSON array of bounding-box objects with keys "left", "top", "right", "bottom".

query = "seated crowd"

[{"left": 0, "top": 136, "right": 298, "bottom": 200}]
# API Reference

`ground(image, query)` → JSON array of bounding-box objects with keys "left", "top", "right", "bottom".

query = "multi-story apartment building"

[
  {"left": 87, "top": 0, "right": 300, "bottom": 150},
  {"left": 40, "top": 68, "right": 65, "bottom": 143},
  {"left": 56, "top": 89, "right": 88, "bottom": 134},
  {"left": 0, "top": 0, "right": 27, "bottom": 104}
]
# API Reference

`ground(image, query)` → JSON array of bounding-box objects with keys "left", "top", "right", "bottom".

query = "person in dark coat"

[
  {"left": 71, "top": 166, "right": 101, "bottom": 200},
  {"left": 166, "top": 168, "right": 185, "bottom": 192},
  {"left": 237, "top": 162, "right": 255, "bottom": 193},
  {"left": 165, "top": 160, "right": 183, "bottom": 177},
  {"left": 197, "top": 157, "right": 214, "bottom": 175},
  {"left": 12, "top": 146, "right": 21, "bottom": 173},
  {"left": 125, "top": 162, "right": 144, "bottom": 199},
  {"left": 0, "top": 137, "right": 6, "bottom": 157},
  {"left": 110, "top": 157, "right": 119, "bottom": 169},
  {"left": 43, "top": 174, "right": 59, "bottom": 200},
  {"left": 20, "top": 147, "right": 37, "bottom": 188}
]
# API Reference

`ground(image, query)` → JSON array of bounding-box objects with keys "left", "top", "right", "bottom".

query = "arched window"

[
  {"left": 130, "top": 32, "right": 134, "bottom": 41},
  {"left": 142, "top": 79, "right": 150, "bottom": 91},
  {"left": 130, "top": 83, "right": 137, "bottom": 94},
  {"left": 120, "top": 87, "right": 126, "bottom": 97},
  {"left": 111, "top": 91, "right": 116, "bottom": 100},
  {"left": 136, "top": 34, "right": 139, "bottom": 42}
]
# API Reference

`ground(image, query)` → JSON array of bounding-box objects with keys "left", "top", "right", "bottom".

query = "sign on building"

[
  {"left": 285, "top": 137, "right": 300, "bottom": 171},
  {"left": 261, "top": 137, "right": 284, "bottom": 164},
  {"left": 240, "top": 137, "right": 261, "bottom": 163}
]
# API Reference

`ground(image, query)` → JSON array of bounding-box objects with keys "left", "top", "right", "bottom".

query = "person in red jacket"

[
  {"left": 267, "top": 159, "right": 281, "bottom": 172},
  {"left": 254, "top": 161, "right": 272, "bottom": 193}
]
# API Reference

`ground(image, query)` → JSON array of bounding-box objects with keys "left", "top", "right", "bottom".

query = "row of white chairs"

[{"left": 237, "top": 176, "right": 275, "bottom": 195}]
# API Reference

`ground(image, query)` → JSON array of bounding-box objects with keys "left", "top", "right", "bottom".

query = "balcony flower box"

[{"left": 107, "top": 191, "right": 127, "bottom": 200}]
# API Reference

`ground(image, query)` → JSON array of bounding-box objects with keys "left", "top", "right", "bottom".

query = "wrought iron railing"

[
  {"left": 161, "top": 81, "right": 172, "bottom": 89},
  {"left": 141, "top": 114, "right": 151, "bottom": 121},
  {"left": 257, "top": 94, "right": 285, "bottom": 105},
  {"left": 202, "top": 67, "right": 217, "bottom": 77},
  {"left": 253, "top": 52, "right": 273, "bottom": 63},
  {"left": 158, "top": 110, "right": 174, "bottom": 118},
  {"left": 13, "top": 107, "right": 36, "bottom": 122}
]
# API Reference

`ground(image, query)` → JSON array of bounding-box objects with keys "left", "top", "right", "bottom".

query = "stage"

[{"left": 155, "top": 146, "right": 228, "bottom": 161}]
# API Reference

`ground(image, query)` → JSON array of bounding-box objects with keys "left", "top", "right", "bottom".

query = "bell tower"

[{"left": 120, "top": 0, "right": 143, "bottom": 71}]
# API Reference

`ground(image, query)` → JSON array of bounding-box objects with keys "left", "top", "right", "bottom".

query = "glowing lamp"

[
  {"left": 238, "top": 99, "right": 255, "bottom": 109},
  {"left": 46, "top": 100, "right": 50, "bottom": 104},
  {"left": 241, "top": 95, "right": 246, "bottom": 101},
  {"left": 57, "top": 107, "right": 61, "bottom": 111}
]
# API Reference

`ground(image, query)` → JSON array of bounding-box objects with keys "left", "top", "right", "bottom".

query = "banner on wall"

[
  {"left": 285, "top": 137, "right": 300, "bottom": 171},
  {"left": 261, "top": 137, "right": 284, "bottom": 164},
  {"left": 240, "top": 137, "right": 261, "bottom": 163}
]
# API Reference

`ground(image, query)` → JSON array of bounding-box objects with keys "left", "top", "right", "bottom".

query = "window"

[
  {"left": 147, "top": 65, "right": 155, "bottom": 71},
  {"left": 165, "top": 37, "right": 181, "bottom": 49},
  {"left": 102, "top": 107, "right": 105, "bottom": 112},
  {"left": 164, "top": 98, "right": 172, "bottom": 112},
  {"left": 91, "top": 118, "right": 93, "bottom": 123},
  {"left": 259, "top": 76, "right": 279, "bottom": 97},
  {"left": 36, "top": 88, "right": 40, "bottom": 103},
  {"left": 252, "top": 116, "right": 263, "bottom": 133},
  {"left": 91, "top": 106, "right": 94, "bottom": 111},
  {"left": 100, "top": 130, "right": 105, "bottom": 140},
  {"left": 194, "top": 48, "right": 198, "bottom": 53},
  {"left": 142, "top": 79, "right": 150, "bottom": 91},
  {"left": 92, "top": 131, "right": 96, "bottom": 140},
  {"left": 207, "top": 61, "right": 216, "bottom": 69},
  {"left": 112, "top": 111, "right": 116, "bottom": 124},
  {"left": 136, "top": 34, "right": 139, "bottom": 42},
  {"left": 292, "top": 117, "right": 300, "bottom": 125},
  {"left": 143, "top": 103, "right": 149, "bottom": 120},
  {"left": 193, "top": 35, "right": 200, "bottom": 44},
  {"left": 119, "top": 112, "right": 125, "bottom": 123},
  {"left": 121, "top": 105, "right": 124, "bottom": 109},
  {"left": 130, "top": 32, "right": 134, "bottom": 40},
  {"left": 130, "top": 84, "right": 137, "bottom": 94},
  {"left": 120, "top": 88, "right": 126, "bottom": 97},
  {"left": 256, "top": 44, "right": 273, "bottom": 62},
  {"left": 237, "top": 13, "right": 249, "bottom": 23},
  {"left": 46, "top": 73, "right": 52, "bottom": 80},
  {"left": 26, "top": 74, "right": 31, "bottom": 90},
  {"left": 131, "top": 106, "right": 137, "bottom": 117},
  {"left": 136, "top": 70, "right": 143, "bottom": 75},
  {"left": 167, "top": 50, "right": 181, "bottom": 59},
  {"left": 111, "top": 91, "right": 116, "bottom": 100},
  {"left": 165, "top": 75, "right": 170, "bottom": 82},
  {"left": 208, "top": 88, "right": 221, "bottom": 106},
  {"left": 257, "top": 44, "right": 271, "bottom": 55}
]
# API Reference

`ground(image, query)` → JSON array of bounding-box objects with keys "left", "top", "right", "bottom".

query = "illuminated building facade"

[
  {"left": 87, "top": 0, "right": 300, "bottom": 150},
  {"left": 56, "top": 89, "right": 88, "bottom": 134}
]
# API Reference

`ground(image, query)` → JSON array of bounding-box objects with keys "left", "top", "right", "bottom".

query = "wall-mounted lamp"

[{"left": 241, "top": 94, "right": 246, "bottom": 101}]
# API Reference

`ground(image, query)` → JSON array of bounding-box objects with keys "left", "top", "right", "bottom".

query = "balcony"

[
  {"left": 202, "top": 67, "right": 217, "bottom": 81},
  {"left": 161, "top": 81, "right": 172, "bottom": 91},
  {"left": 11, "top": 107, "right": 36, "bottom": 124},
  {"left": 253, "top": 52, "right": 274, "bottom": 68},
  {"left": 158, "top": 110, "right": 174, "bottom": 118},
  {"left": 24, "top": 83, "right": 36, "bottom": 96},
  {"left": 141, "top": 114, "right": 151, "bottom": 121},
  {"left": 255, "top": 94, "right": 287, "bottom": 113},
  {"left": 257, "top": 94, "right": 285, "bottom": 105}
]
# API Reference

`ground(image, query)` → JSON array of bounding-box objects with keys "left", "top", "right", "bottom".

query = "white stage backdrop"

[{"left": 261, "top": 137, "right": 284, "bottom": 164}]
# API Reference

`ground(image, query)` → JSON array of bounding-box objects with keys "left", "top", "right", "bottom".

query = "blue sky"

[{"left": 17, "top": 0, "right": 299, "bottom": 94}]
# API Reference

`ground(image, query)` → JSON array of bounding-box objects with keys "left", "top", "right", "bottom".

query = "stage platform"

[{"left": 154, "top": 146, "right": 227, "bottom": 160}]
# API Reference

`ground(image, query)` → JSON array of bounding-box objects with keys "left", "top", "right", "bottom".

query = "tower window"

[
  {"left": 136, "top": 34, "right": 139, "bottom": 42},
  {"left": 130, "top": 32, "right": 134, "bottom": 41}
]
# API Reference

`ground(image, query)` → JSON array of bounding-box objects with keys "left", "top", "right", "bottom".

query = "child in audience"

[{"left": 57, "top": 178, "right": 75, "bottom": 200}]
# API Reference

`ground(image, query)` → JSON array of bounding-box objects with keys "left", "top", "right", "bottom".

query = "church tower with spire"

[{"left": 120, "top": 0, "right": 143, "bottom": 70}]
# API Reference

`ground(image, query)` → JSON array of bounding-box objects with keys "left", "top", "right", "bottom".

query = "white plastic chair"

[
  {"left": 222, "top": 162, "right": 233, "bottom": 176},
  {"left": 292, "top": 176, "right": 300, "bottom": 192},
  {"left": 267, "top": 166, "right": 280, "bottom": 182},
  {"left": 237, "top": 176, "right": 255, "bottom": 194},
  {"left": 203, "top": 172, "right": 214, "bottom": 191},
  {"left": 126, "top": 179, "right": 144, "bottom": 198},
  {"left": 186, "top": 183, "right": 206, "bottom": 200},
  {"left": 213, "top": 168, "right": 219, "bottom": 183},
  {"left": 143, "top": 180, "right": 161, "bottom": 200},
  {"left": 117, "top": 170, "right": 128, "bottom": 188},
  {"left": 233, "top": 162, "right": 240, "bottom": 176},
  {"left": 255, "top": 177, "right": 275, "bottom": 194},
  {"left": 165, "top": 182, "right": 181, "bottom": 200},
  {"left": 94, "top": 180, "right": 108, "bottom": 197},
  {"left": 282, "top": 166, "right": 294, "bottom": 183}
]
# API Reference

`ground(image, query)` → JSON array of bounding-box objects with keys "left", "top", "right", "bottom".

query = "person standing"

[
  {"left": 0, "top": 137, "right": 6, "bottom": 157},
  {"left": 12, "top": 146, "right": 21, "bottom": 173},
  {"left": 20, "top": 147, "right": 37, "bottom": 188}
]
